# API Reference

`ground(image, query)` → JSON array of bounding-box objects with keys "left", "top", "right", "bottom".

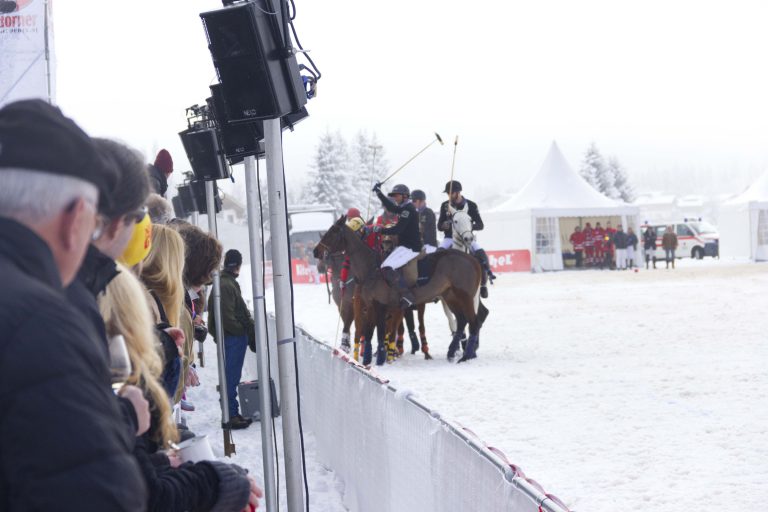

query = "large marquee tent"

[
  {"left": 718, "top": 171, "right": 768, "bottom": 261},
  {"left": 480, "top": 142, "right": 639, "bottom": 271}
]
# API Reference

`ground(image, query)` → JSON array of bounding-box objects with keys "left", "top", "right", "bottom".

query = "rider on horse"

[
  {"left": 437, "top": 180, "right": 496, "bottom": 298},
  {"left": 411, "top": 189, "right": 438, "bottom": 252},
  {"left": 372, "top": 182, "right": 422, "bottom": 310}
]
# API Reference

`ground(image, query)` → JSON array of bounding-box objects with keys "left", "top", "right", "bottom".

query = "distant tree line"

[
  {"left": 579, "top": 142, "right": 635, "bottom": 202},
  {"left": 302, "top": 130, "right": 388, "bottom": 214}
]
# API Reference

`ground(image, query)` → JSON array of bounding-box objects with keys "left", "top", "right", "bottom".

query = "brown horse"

[{"left": 314, "top": 215, "right": 484, "bottom": 363}]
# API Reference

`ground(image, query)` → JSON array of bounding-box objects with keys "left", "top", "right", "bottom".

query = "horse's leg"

[
  {"left": 403, "top": 307, "right": 419, "bottom": 354},
  {"left": 417, "top": 304, "right": 431, "bottom": 359},
  {"left": 340, "top": 296, "right": 353, "bottom": 353},
  {"left": 447, "top": 313, "right": 466, "bottom": 362},
  {"left": 396, "top": 319, "right": 405, "bottom": 356},
  {"left": 352, "top": 293, "right": 363, "bottom": 361},
  {"left": 374, "top": 302, "right": 388, "bottom": 366},
  {"left": 388, "top": 310, "right": 404, "bottom": 362},
  {"left": 458, "top": 292, "right": 481, "bottom": 363},
  {"left": 440, "top": 297, "right": 457, "bottom": 336}
]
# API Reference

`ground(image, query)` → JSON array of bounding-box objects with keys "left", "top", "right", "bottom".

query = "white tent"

[
  {"left": 481, "top": 142, "right": 639, "bottom": 271},
  {"left": 718, "top": 171, "right": 768, "bottom": 261}
]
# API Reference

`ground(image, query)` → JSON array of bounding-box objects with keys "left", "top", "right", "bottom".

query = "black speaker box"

[
  {"left": 190, "top": 180, "right": 222, "bottom": 215},
  {"left": 171, "top": 195, "right": 190, "bottom": 219},
  {"left": 201, "top": 0, "right": 307, "bottom": 123},
  {"left": 177, "top": 184, "right": 197, "bottom": 214},
  {"left": 208, "top": 83, "right": 263, "bottom": 162},
  {"left": 179, "top": 128, "right": 229, "bottom": 181}
]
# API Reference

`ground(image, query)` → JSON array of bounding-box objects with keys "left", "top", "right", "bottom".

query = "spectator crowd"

[
  {"left": 569, "top": 222, "right": 679, "bottom": 270},
  {"left": 0, "top": 100, "right": 262, "bottom": 511}
]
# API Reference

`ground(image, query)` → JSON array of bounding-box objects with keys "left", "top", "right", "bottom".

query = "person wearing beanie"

[
  {"left": 0, "top": 99, "right": 147, "bottom": 510},
  {"left": 208, "top": 249, "right": 255, "bottom": 429},
  {"left": 148, "top": 148, "right": 173, "bottom": 197}
]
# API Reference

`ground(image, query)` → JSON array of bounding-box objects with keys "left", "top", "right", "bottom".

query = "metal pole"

[
  {"left": 205, "top": 181, "right": 235, "bottom": 455},
  {"left": 365, "top": 144, "right": 382, "bottom": 221},
  {"left": 43, "top": 0, "right": 52, "bottom": 103},
  {"left": 243, "top": 155, "right": 277, "bottom": 512},
  {"left": 264, "top": 118, "right": 305, "bottom": 511}
]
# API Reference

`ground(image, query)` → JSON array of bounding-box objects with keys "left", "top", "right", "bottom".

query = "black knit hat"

[
  {"left": 224, "top": 249, "right": 243, "bottom": 269},
  {"left": 411, "top": 189, "right": 426, "bottom": 201},
  {"left": 0, "top": 99, "right": 118, "bottom": 212}
]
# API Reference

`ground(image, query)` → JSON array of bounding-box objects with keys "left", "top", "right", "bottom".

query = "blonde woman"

[
  {"left": 100, "top": 265, "right": 262, "bottom": 512},
  {"left": 140, "top": 224, "right": 187, "bottom": 399}
]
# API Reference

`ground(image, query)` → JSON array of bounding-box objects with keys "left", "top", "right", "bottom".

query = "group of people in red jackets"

[{"left": 569, "top": 220, "right": 638, "bottom": 269}]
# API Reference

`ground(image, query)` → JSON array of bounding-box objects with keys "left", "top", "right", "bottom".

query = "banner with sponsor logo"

[
  {"left": 0, "top": 0, "right": 54, "bottom": 107},
  {"left": 487, "top": 249, "right": 531, "bottom": 272}
]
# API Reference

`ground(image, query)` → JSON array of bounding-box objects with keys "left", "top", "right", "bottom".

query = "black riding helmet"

[
  {"left": 388, "top": 184, "right": 410, "bottom": 197},
  {"left": 444, "top": 180, "right": 462, "bottom": 193},
  {"left": 411, "top": 189, "right": 426, "bottom": 201}
]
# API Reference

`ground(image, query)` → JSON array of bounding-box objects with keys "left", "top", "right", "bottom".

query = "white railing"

[{"left": 293, "top": 324, "right": 572, "bottom": 512}]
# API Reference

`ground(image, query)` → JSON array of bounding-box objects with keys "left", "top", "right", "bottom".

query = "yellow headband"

[{"left": 117, "top": 213, "right": 152, "bottom": 267}]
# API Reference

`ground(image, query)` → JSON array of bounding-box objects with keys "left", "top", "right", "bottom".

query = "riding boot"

[
  {"left": 382, "top": 267, "right": 415, "bottom": 310},
  {"left": 474, "top": 249, "right": 495, "bottom": 299},
  {"left": 408, "top": 330, "right": 419, "bottom": 354}
]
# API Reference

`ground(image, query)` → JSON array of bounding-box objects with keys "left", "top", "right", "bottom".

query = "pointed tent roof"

[
  {"left": 723, "top": 170, "right": 768, "bottom": 207},
  {"left": 490, "top": 141, "right": 637, "bottom": 217}
]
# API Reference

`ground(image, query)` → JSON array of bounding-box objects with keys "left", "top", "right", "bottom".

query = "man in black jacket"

[
  {"left": 147, "top": 148, "right": 173, "bottom": 197},
  {"left": 0, "top": 100, "right": 146, "bottom": 510},
  {"left": 373, "top": 182, "right": 422, "bottom": 309},
  {"left": 411, "top": 189, "right": 438, "bottom": 249},
  {"left": 437, "top": 180, "right": 496, "bottom": 298}
]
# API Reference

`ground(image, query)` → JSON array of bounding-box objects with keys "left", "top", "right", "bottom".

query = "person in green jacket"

[{"left": 208, "top": 249, "right": 254, "bottom": 429}]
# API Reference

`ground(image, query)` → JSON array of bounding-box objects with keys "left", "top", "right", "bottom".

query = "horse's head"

[
  {"left": 452, "top": 209, "right": 475, "bottom": 249},
  {"left": 313, "top": 215, "right": 348, "bottom": 261}
]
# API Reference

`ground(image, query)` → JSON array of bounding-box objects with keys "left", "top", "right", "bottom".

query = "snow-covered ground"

[{"left": 188, "top": 258, "right": 767, "bottom": 511}]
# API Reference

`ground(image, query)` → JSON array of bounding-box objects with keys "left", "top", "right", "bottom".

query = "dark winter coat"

[
  {"left": 643, "top": 227, "right": 657, "bottom": 250},
  {"left": 208, "top": 270, "right": 253, "bottom": 339},
  {"left": 0, "top": 218, "right": 146, "bottom": 511},
  {"left": 662, "top": 232, "right": 678, "bottom": 250},
  {"left": 148, "top": 163, "right": 168, "bottom": 197},
  {"left": 437, "top": 197, "right": 484, "bottom": 238},
  {"left": 417, "top": 205, "right": 438, "bottom": 246},
  {"left": 65, "top": 244, "right": 139, "bottom": 435},
  {"left": 375, "top": 190, "right": 423, "bottom": 252},
  {"left": 612, "top": 230, "right": 629, "bottom": 249},
  {"left": 627, "top": 233, "right": 639, "bottom": 250}
]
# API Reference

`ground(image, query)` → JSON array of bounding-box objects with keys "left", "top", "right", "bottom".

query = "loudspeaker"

[
  {"left": 190, "top": 180, "right": 222, "bottom": 215},
  {"left": 208, "top": 83, "right": 263, "bottom": 162},
  {"left": 171, "top": 195, "right": 190, "bottom": 219},
  {"left": 201, "top": 0, "right": 307, "bottom": 123},
  {"left": 177, "top": 184, "right": 197, "bottom": 214},
  {"left": 179, "top": 128, "right": 229, "bottom": 181}
]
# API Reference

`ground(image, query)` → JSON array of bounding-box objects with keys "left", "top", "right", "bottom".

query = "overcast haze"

[{"left": 54, "top": 0, "right": 768, "bottom": 203}]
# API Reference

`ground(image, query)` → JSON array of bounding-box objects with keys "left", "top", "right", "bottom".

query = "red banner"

[
  {"left": 290, "top": 259, "right": 329, "bottom": 284},
  {"left": 486, "top": 250, "right": 531, "bottom": 272}
]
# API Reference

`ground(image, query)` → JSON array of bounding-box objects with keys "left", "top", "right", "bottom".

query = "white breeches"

[
  {"left": 381, "top": 246, "right": 420, "bottom": 270},
  {"left": 439, "top": 237, "right": 481, "bottom": 252}
]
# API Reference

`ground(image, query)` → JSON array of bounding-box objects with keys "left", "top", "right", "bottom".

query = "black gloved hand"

[{"left": 372, "top": 182, "right": 382, "bottom": 193}]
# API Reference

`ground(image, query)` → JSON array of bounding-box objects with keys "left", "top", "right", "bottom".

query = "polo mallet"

[
  {"left": 366, "top": 133, "right": 444, "bottom": 219},
  {"left": 448, "top": 135, "right": 459, "bottom": 215},
  {"left": 380, "top": 132, "right": 444, "bottom": 185}
]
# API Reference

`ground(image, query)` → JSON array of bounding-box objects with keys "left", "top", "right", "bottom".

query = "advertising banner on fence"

[
  {"left": 487, "top": 249, "right": 531, "bottom": 272},
  {"left": 0, "top": 0, "right": 54, "bottom": 107}
]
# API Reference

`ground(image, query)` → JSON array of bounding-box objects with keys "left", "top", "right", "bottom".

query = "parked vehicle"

[
  {"left": 643, "top": 219, "right": 719, "bottom": 261},
  {"left": 265, "top": 204, "right": 337, "bottom": 264}
]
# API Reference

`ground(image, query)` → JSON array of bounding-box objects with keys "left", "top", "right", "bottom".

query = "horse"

[
  {"left": 446, "top": 208, "right": 490, "bottom": 353},
  {"left": 316, "top": 249, "right": 356, "bottom": 354},
  {"left": 314, "top": 215, "right": 484, "bottom": 363}
]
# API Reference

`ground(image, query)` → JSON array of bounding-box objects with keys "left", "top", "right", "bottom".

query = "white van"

[{"left": 643, "top": 220, "right": 719, "bottom": 261}]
